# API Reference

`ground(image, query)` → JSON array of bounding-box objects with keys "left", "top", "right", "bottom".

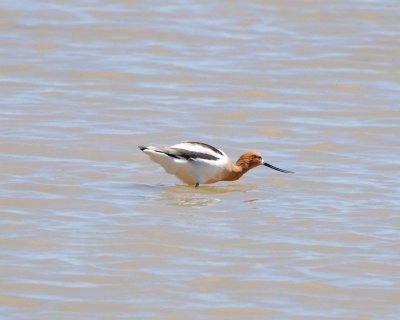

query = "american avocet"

[{"left": 139, "top": 141, "right": 293, "bottom": 187}]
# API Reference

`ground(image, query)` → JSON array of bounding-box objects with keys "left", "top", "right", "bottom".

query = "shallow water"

[{"left": 1, "top": 0, "right": 399, "bottom": 319}]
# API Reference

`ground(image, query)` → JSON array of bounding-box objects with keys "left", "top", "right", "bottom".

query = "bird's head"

[{"left": 237, "top": 151, "right": 293, "bottom": 173}]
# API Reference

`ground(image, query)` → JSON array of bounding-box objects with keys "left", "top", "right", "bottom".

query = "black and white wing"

[{"left": 169, "top": 141, "right": 226, "bottom": 161}]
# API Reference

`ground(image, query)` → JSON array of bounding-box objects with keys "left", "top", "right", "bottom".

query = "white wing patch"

[{"left": 142, "top": 148, "right": 179, "bottom": 174}]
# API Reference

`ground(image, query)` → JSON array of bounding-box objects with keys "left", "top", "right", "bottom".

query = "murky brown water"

[{"left": 1, "top": 0, "right": 399, "bottom": 319}]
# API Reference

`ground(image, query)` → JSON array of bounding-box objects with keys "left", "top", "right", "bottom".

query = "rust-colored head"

[
  {"left": 223, "top": 150, "right": 292, "bottom": 182},
  {"left": 236, "top": 151, "right": 264, "bottom": 172},
  {"left": 236, "top": 151, "right": 294, "bottom": 174}
]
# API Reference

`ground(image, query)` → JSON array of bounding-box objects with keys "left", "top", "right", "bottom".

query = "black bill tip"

[
  {"left": 263, "top": 162, "right": 294, "bottom": 173},
  {"left": 138, "top": 145, "right": 147, "bottom": 151}
]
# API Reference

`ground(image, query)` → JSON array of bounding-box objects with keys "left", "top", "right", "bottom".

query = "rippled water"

[{"left": 1, "top": 0, "right": 399, "bottom": 319}]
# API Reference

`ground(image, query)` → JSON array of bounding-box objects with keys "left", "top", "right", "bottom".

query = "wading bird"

[{"left": 139, "top": 141, "right": 293, "bottom": 187}]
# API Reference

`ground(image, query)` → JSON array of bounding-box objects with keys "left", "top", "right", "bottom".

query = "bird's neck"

[{"left": 222, "top": 158, "right": 252, "bottom": 181}]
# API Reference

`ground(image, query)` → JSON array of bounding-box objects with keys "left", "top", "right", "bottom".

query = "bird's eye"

[{"left": 257, "top": 156, "right": 262, "bottom": 159}]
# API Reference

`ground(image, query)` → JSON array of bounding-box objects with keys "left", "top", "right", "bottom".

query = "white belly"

[{"left": 174, "top": 160, "right": 226, "bottom": 185}]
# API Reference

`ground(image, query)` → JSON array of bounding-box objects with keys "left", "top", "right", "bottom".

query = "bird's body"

[{"left": 139, "top": 141, "right": 293, "bottom": 186}]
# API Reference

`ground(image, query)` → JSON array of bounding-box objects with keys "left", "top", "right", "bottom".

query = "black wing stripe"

[
  {"left": 175, "top": 149, "right": 219, "bottom": 161},
  {"left": 155, "top": 150, "right": 181, "bottom": 159},
  {"left": 156, "top": 148, "right": 219, "bottom": 161},
  {"left": 184, "top": 141, "right": 224, "bottom": 156}
]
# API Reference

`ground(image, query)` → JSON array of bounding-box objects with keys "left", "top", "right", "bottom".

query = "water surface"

[{"left": 1, "top": 0, "right": 399, "bottom": 319}]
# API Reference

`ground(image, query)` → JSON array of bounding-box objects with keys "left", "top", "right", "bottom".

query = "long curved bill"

[{"left": 263, "top": 162, "right": 294, "bottom": 173}]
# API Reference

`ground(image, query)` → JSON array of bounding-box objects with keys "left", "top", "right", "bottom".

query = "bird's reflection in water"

[{"left": 159, "top": 184, "right": 251, "bottom": 208}]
